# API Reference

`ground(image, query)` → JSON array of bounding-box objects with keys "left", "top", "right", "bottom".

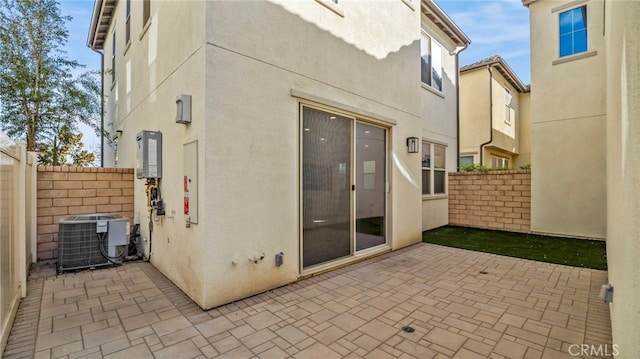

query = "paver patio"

[{"left": 3, "top": 243, "right": 612, "bottom": 359}]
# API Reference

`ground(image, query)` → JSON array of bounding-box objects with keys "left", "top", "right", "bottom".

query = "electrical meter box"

[{"left": 136, "top": 130, "right": 162, "bottom": 179}]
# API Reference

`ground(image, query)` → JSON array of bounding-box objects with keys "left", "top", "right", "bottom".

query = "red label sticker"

[
  {"left": 184, "top": 176, "right": 188, "bottom": 192},
  {"left": 184, "top": 197, "right": 189, "bottom": 215}
]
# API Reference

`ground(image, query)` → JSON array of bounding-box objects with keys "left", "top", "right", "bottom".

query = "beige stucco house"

[
  {"left": 524, "top": 0, "right": 640, "bottom": 356},
  {"left": 87, "top": 0, "right": 469, "bottom": 309},
  {"left": 526, "top": 0, "right": 606, "bottom": 241},
  {"left": 459, "top": 55, "right": 531, "bottom": 169},
  {"left": 418, "top": 2, "right": 470, "bottom": 230}
]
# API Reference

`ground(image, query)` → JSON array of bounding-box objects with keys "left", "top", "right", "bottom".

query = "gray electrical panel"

[{"left": 136, "top": 130, "right": 162, "bottom": 179}]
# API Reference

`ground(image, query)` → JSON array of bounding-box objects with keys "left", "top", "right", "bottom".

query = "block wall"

[
  {"left": 449, "top": 171, "right": 531, "bottom": 233},
  {"left": 36, "top": 166, "right": 134, "bottom": 260}
]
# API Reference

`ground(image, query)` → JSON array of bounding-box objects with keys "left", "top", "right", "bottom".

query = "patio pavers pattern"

[{"left": 3, "top": 243, "right": 612, "bottom": 358}]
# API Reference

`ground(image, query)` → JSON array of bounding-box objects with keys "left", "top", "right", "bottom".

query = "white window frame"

[
  {"left": 490, "top": 155, "right": 509, "bottom": 169},
  {"left": 421, "top": 31, "right": 444, "bottom": 93},
  {"left": 505, "top": 87, "right": 512, "bottom": 125},
  {"left": 422, "top": 141, "right": 447, "bottom": 197}
]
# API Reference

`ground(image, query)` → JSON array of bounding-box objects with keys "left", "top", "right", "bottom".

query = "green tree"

[
  {"left": 0, "top": 0, "right": 100, "bottom": 159},
  {"left": 37, "top": 125, "right": 95, "bottom": 166}
]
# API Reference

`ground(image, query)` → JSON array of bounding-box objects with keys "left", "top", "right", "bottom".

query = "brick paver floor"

[{"left": 3, "top": 243, "right": 612, "bottom": 358}]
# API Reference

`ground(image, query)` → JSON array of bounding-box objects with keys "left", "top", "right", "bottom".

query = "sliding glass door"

[
  {"left": 301, "top": 106, "right": 387, "bottom": 269},
  {"left": 355, "top": 123, "right": 386, "bottom": 251}
]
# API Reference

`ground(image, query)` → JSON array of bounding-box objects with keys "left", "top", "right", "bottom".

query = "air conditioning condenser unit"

[{"left": 57, "top": 213, "right": 129, "bottom": 272}]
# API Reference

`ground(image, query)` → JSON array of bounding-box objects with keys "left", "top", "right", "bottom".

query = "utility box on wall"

[
  {"left": 136, "top": 130, "right": 162, "bottom": 179},
  {"left": 176, "top": 95, "right": 192, "bottom": 124}
]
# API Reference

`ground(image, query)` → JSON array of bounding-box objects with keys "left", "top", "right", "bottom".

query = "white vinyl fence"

[{"left": 0, "top": 132, "right": 37, "bottom": 356}]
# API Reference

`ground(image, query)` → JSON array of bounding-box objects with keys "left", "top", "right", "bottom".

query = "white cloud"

[{"left": 438, "top": 0, "right": 531, "bottom": 83}]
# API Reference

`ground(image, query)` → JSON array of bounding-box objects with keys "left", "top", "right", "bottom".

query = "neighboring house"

[
  {"left": 458, "top": 55, "right": 531, "bottom": 169},
  {"left": 419, "top": 2, "right": 470, "bottom": 230},
  {"left": 524, "top": 0, "right": 640, "bottom": 357},
  {"left": 87, "top": 0, "right": 468, "bottom": 309},
  {"left": 526, "top": 0, "right": 606, "bottom": 240}
]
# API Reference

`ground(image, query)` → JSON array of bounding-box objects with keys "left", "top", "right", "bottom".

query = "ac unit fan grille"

[{"left": 58, "top": 222, "right": 109, "bottom": 271}]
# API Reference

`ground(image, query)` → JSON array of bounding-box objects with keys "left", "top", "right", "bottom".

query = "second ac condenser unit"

[{"left": 58, "top": 213, "right": 129, "bottom": 272}]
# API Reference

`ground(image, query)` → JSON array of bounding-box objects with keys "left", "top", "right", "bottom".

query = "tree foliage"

[
  {"left": 37, "top": 125, "right": 95, "bottom": 166},
  {"left": 0, "top": 0, "right": 100, "bottom": 165}
]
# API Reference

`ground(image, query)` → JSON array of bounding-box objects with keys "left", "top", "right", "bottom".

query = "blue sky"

[
  {"left": 438, "top": 0, "right": 531, "bottom": 84},
  {"left": 60, "top": 0, "right": 531, "bottom": 85}
]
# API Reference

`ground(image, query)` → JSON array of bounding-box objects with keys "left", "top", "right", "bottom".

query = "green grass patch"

[{"left": 423, "top": 226, "right": 607, "bottom": 270}]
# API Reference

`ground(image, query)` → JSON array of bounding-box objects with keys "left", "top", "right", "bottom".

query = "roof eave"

[
  {"left": 421, "top": 0, "right": 471, "bottom": 49},
  {"left": 461, "top": 56, "right": 528, "bottom": 93},
  {"left": 522, "top": 0, "right": 538, "bottom": 8},
  {"left": 494, "top": 61, "right": 528, "bottom": 93},
  {"left": 87, "top": 0, "right": 116, "bottom": 50}
]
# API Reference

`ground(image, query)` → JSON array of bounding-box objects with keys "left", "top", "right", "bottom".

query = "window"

[
  {"left": 460, "top": 156, "right": 474, "bottom": 167},
  {"left": 490, "top": 156, "right": 509, "bottom": 169},
  {"left": 125, "top": 0, "right": 131, "bottom": 45},
  {"left": 143, "top": 0, "right": 150, "bottom": 26},
  {"left": 505, "top": 87, "right": 512, "bottom": 125},
  {"left": 421, "top": 32, "right": 443, "bottom": 92},
  {"left": 111, "top": 32, "right": 116, "bottom": 84},
  {"left": 559, "top": 6, "right": 587, "bottom": 57},
  {"left": 422, "top": 142, "right": 446, "bottom": 195}
]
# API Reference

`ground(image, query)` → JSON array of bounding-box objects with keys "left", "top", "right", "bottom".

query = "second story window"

[
  {"left": 125, "top": 0, "right": 131, "bottom": 45},
  {"left": 504, "top": 87, "right": 512, "bottom": 125},
  {"left": 421, "top": 32, "right": 443, "bottom": 92},
  {"left": 559, "top": 5, "right": 587, "bottom": 57}
]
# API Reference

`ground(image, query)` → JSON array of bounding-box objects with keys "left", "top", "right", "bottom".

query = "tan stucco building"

[
  {"left": 526, "top": 0, "right": 606, "bottom": 240},
  {"left": 459, "top": 55, "right": 531, "bottom": 170},
  {"left": 419, "top": 2, "right": 470, "bottom": 230},
  {"left": 525, "top": 0, "right": 640, "bottom": 356},
  {"left": 88, "top": 0, "right": 469, "bottom": 309}
]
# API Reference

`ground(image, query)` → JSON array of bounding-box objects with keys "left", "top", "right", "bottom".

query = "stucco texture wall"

[
  {"left": 420, "top": 14, "right": 461, "bottom": 231},
  {"left": 605, "top": 1, "right": 640, "bottom": 357},
  {"left": 99, "top": 0, "right": 209, "bottom": 305},
  {"left": 36, "top": 167, "right": 134, "bottom": 260},
  {"left": 449, "top": 171, "right": 531, "bottom": 233},
  {"left": 528, "top": 0, "right": 606, "bottom": 239},
  {"left": 459, "top": 68, "right": 490, "bottom": 161},
  {"left": 199, "top": 0, "right": 423, "bottom": 309}
]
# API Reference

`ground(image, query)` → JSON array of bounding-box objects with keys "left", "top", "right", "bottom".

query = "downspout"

[
  {"left": 91, "top": 48, "right": 105, "bottom": 167},
  {"left": 479, "top": 65, "right": 494, "bottom": 166}
]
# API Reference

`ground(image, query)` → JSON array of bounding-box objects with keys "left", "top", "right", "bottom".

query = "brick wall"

[
  {"left": 449, "top": 171, "right": 531, "bottom": 233},
  {"left": 36, "top": 166, "right": 134, "bottom": 260}
]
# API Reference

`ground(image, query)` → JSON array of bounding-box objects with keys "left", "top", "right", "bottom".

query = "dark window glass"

[
  {"left": 422, "top": 169, "right": 431, "bottom": 195},
  {"left": 434, "top": 171, "right": 446, "bottom": 194},
  {"left": 143, "top": 0, "right": 150, "bottom": 25}
]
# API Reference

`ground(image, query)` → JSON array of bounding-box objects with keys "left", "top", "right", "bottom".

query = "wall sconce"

[{"left": 406, "top": 137, "right": 419, "bottom": 153}]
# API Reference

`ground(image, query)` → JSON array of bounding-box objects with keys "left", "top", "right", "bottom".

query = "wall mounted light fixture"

[{"left": 406, "top": 137, "right": 419, "bottom": 153}]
